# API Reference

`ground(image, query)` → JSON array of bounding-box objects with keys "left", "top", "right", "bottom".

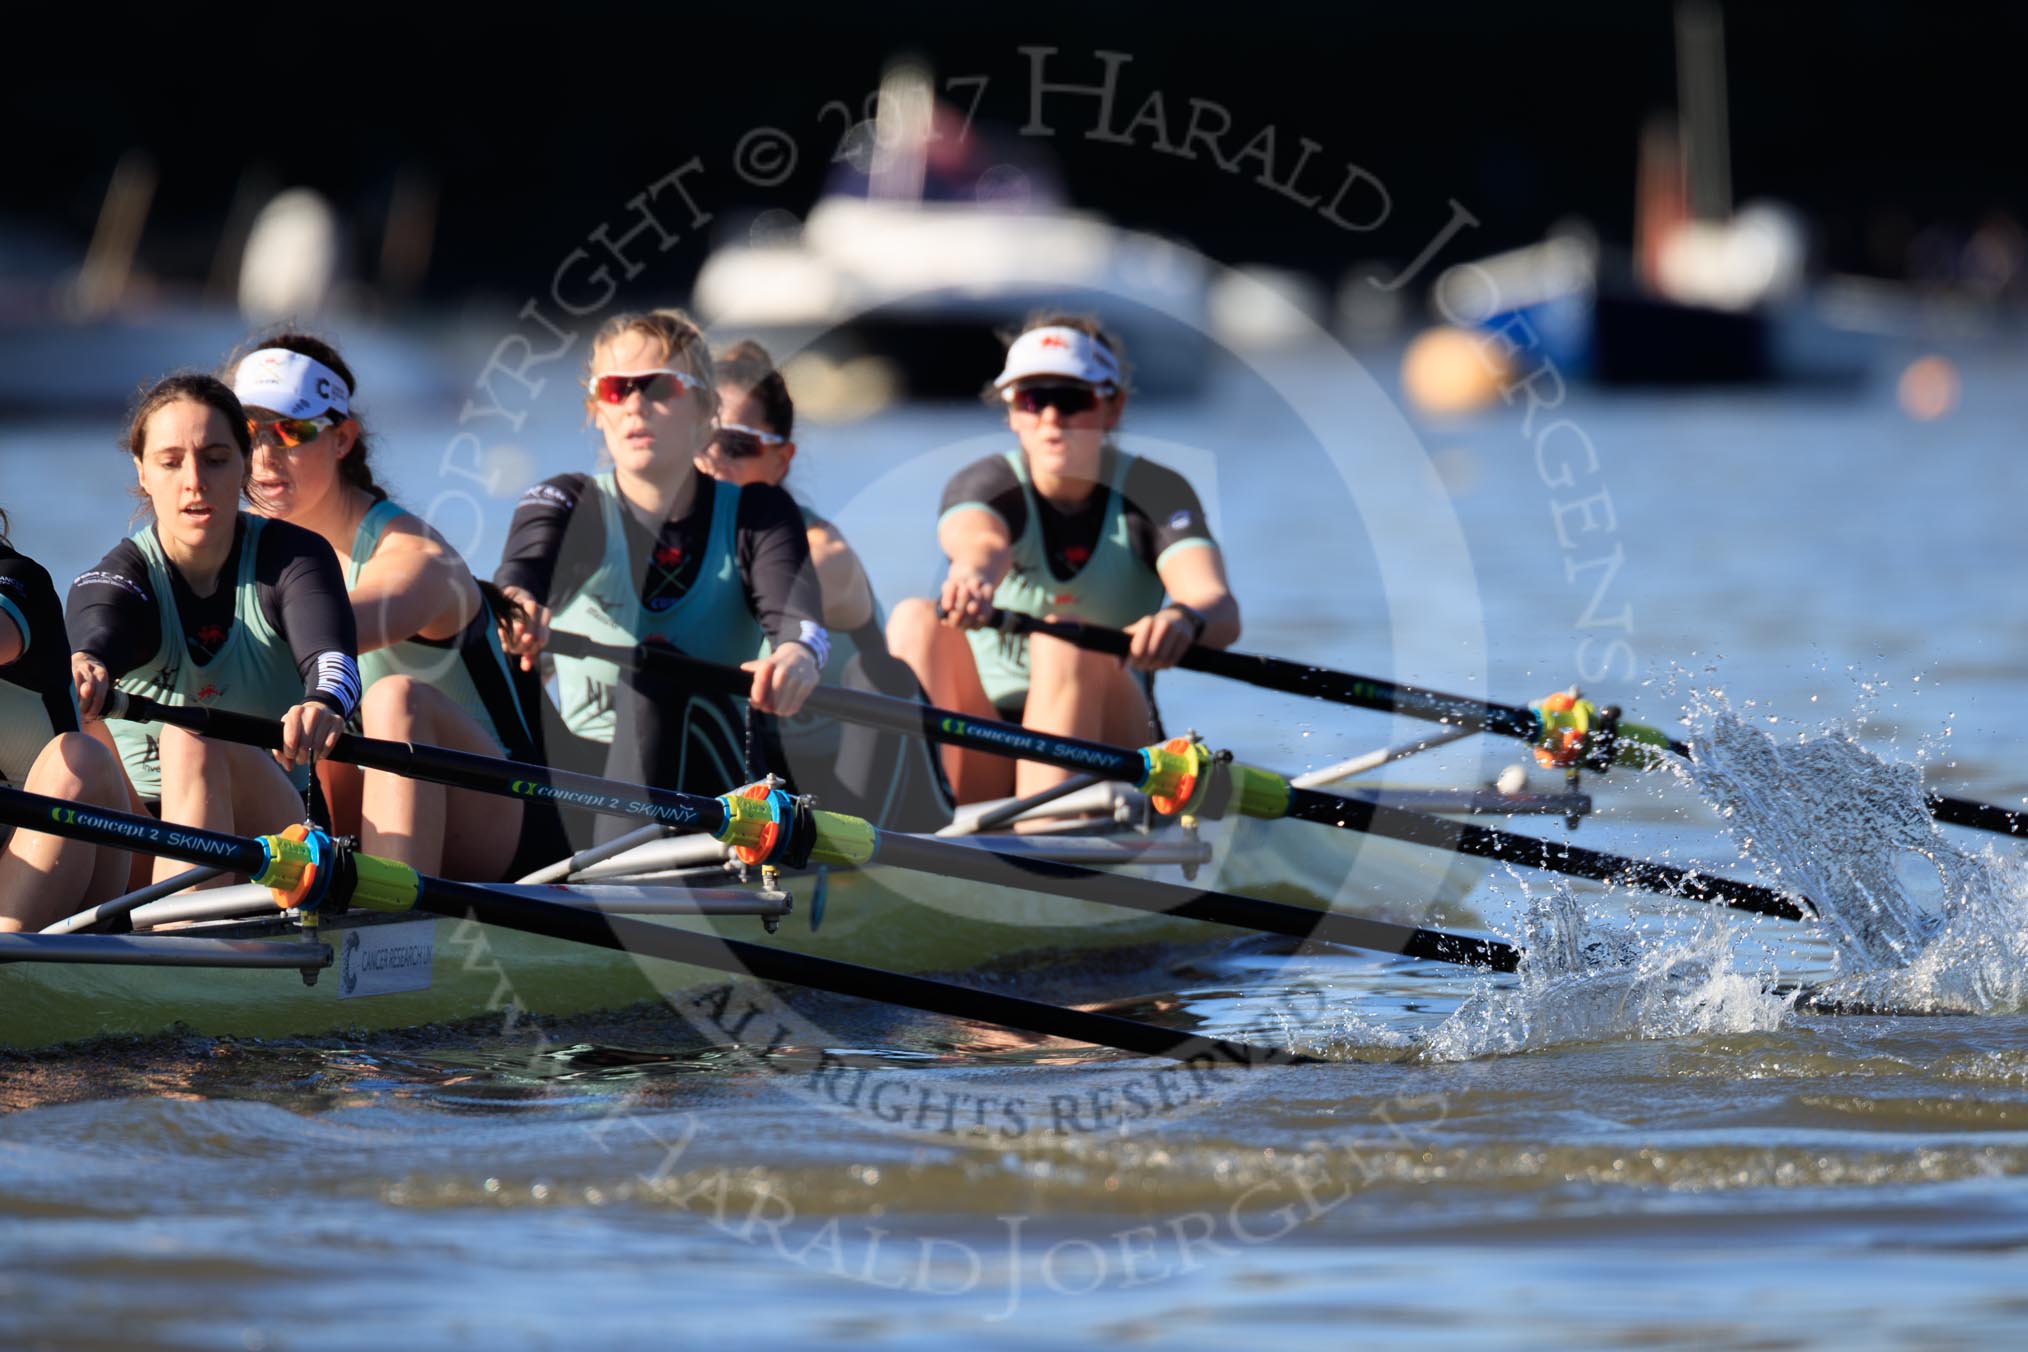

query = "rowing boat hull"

[{"left": 1, "top": 815, "right": 1485, "bottom": 1051}]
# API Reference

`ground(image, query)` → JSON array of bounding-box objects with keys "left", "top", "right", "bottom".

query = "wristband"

[{"left": 1165, "top": 603, "right": 1208, "bottom": 642}]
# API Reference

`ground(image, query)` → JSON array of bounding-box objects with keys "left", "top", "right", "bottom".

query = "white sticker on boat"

[{"left": 338, "top": 921, "right": 435, "bottom": 1000}]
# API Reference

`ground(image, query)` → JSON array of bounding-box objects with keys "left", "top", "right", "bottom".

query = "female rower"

[
  {"left": 696, "top": 341, "right": 952, "bottom": 829},
  {"left": 887, "top": 315, "right": 1240, "bottom": 804},
  {"left": 229, "top": 334, "right": 537, "bottom": 880},
  {"left": 0, "top": 511, "right": 128, "bottom": 932},
  {"left": 67, "top": 374, "right": 360, "bottom": 885},
  {"left": 496, "top": 309, "right": 825, "bottom": 834}
]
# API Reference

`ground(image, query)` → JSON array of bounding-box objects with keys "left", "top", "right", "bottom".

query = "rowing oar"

[
  {"left": 0, "top": 783, "right": 1307, "bottom": 1066},
  {"left": 104, "top": 690, "right": 1517, "bottom": 970},
  {"left": 976, "top": 608, "right": 2028, "bottom": 840},
  {"left": 546, "top": 634, "right": 1816, "bottom": 923}
]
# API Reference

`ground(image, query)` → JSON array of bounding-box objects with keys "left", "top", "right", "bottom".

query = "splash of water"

[
  {"left": 1690, "top": 704, "right": 2028, "bottom": 1012},
  {"left": 1410, "top": 885, "right": 1788, "bottom": 1063}
]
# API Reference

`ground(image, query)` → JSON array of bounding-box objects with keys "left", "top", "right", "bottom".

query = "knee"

[
  {"left": 156, "top": 723, "right": 214, "bottom": 775},
  {"left": 27, "top": 731, "right": 123, "bottom": 801},
  {"left": 885, "top": 598, "right": 939, "bottom": 652},
  {"left": 1025, "top": 632, "right": 1106, "bottom": 686},
  {"left": 359, "top": 674, "right": 424, "bottom": 735}
]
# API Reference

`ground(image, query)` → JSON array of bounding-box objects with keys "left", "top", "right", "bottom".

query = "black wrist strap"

[{"left": 1167, "top": 603, "right": 1208, "bottom": 641}]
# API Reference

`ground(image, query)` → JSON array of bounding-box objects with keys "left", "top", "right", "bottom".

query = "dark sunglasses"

[
  {"left": 247, "top": 415, "right": 340, "bottom": 449},
  {"left": 713, "top": 422, "right": 787, "bottom": 459},
  {"left": 1004, "top": 384, "right": 1102, "bottom": 417},
  {"left": 587, "top": 369, "right": 704, "bottom": 405}
]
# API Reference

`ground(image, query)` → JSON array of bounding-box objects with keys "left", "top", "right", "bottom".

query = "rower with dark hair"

[
  {"left": 0, "top": 512, "right": 129, "bottom": 932},
  {"left": 67, "top": 374, "right": 360, "bottom": 885},
  {"left": 698, "top": 340, "right": 952, "bottom": 829},
  {"left": 227, "top": 332, "right": 543, "bottom": 881}
]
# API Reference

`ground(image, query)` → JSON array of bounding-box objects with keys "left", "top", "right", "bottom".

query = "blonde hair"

[{"left": 586, "top": 307, "right": 716, "bottom": 398}]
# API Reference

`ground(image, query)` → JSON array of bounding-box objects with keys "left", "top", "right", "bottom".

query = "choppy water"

[{"left": 6, "top": 328, "right": 2028, "bottom": 1347}]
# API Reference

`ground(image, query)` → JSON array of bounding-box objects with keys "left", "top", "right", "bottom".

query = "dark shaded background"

[{"left": 5, "top": 1, "right": 2023, "bottom": 305}]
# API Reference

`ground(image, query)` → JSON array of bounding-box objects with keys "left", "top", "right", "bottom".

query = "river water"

[{"left": 4, "top": 327, "right": 2027, "bottom": 1348}]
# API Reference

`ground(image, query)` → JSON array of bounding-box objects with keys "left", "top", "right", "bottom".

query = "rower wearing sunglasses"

[
  {"left": 496, "top": 310, "right": 825, "bottom": 833},
  {"left": 1, "top": 511, "right": 129, "bottom": 931},
  {"left": 887, "top": 316, "right": 1240, "bottom": 804},
  {"left": 66, "top": 374, "right": 361, "bottom": 885},
  {"left": 696, "top": 341, "right": 954, "bottom": 830},
  {"left": 226, "top": 335, "right": 543, "bottom": 883}
]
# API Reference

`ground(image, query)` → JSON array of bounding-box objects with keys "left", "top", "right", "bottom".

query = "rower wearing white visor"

[
  {"left": 229, "top": 334, "right": 542, "bottom": 883},
  {"left": 66, "top": 374, "right": 361, "bottom": 887},
  {"left": 887, "top": 314, "right": 1240, "bottom": 805}
]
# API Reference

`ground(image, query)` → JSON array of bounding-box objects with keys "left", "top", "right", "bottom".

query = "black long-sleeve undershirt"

[
  {"left": 1, "top": 543, "right": 80, "bottom": 736},
  {"left": 65, "top": 516, "right": 361, "bottom": 715},
  {"left": 495, "top": 472, "right": 823, "bottom": 655}
]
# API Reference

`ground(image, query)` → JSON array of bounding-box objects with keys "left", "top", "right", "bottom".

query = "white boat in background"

[{"left": 692, "top": 64, "right": 1214, "bottom": 403}]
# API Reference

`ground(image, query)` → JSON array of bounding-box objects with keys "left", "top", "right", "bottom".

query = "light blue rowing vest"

[
  {"left": 110, "top": 517, "right": 313, "bottom": 800},
  {"left": 546, "top": 472, "right": 761, "bottom": 744},
  {"left": 963, "top": 448, "right": 1167, "bottom": 709}
]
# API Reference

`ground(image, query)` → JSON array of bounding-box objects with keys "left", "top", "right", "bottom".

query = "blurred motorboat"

[{"left": 692, "top": 62, "right": 1213, "bottom": 405}]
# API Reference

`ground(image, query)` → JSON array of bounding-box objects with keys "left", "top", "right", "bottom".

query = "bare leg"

[
  {"left": 357, "top": 675, "right": 524, "bottom": 880},
  {"left": 1015, "top": 634, "right": 1156, "bottom": 800},
  {"left": 0, "top": 733, "right": 130, "bottom": 932},
  {"left": 153, "top": 726, "right": 303, "bottom": 887},
  {"left": 317, "top": 759, "right": 364, "bottom": 841},
  {"left": 886, "top": 598, "right": 1013, "bottom": 804},
  {"left": 82, "top": 719, "right": 152, "bottom": 890}
]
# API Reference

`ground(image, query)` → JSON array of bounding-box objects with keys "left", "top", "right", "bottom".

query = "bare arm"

[
  {"left": 1156, "top": 544, "right": 1240, "bottom": 647},
  {"left": 0, "top": 609, "right": 19, "bottom": 667},
  {"left": 806, "top": 521, "right": 875, "bottom": 633},
  {"left": 349, "top": 516, "right": 480, "bottom": 650},
  {"left": 935, "top": 506, "right": 1014, "bottom": 628},
  {"left": 1123, "top": 543, "right": 1241, "bottom": 671}
]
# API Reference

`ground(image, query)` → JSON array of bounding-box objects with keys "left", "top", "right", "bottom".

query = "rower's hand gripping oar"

[
  {"left": 548, "top": 634, "right": 1817, "bottom": 923},
  {"left": 103, "top": 688, "right": 1518, "bottom": 969},
  {"left": 978, "top": 608, "right": 2027, "bottom": 840},
  {"left": 0, "top": 782, "right": 1310, "bottom": 1065}
]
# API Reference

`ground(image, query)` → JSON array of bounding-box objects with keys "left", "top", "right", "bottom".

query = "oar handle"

[
  {"left": 542, "top": 632, "right": 1152, "bottom": 784},
  {"left": 106, "top": 690, "right": 726, "bottom": 833},
  {"left": 983, "top": 609, "right": 1543, "bottom": 741}
]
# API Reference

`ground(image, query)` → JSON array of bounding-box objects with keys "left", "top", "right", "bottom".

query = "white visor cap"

[
  {"left": 992, "top": 326, "right": 1121, "bottom": 392},
  {"left": 233, "top": 348, "right": 351, "bottom": 419}
]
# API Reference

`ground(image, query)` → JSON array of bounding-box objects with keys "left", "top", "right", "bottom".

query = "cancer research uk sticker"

[{"left": 338, "top": 921, "right": 436, "bottom": 999}]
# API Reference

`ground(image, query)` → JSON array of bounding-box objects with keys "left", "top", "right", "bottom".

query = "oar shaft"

[
  {"left": 403, "top": 876, "right": 1305, "bottom": 1065},
  {"left": 0, "top": 784, "right": 1302, "bottom": 1066},
  {"left": 539, "top": 636, "right": 1817, "bottom": 922},
  {"left": 0, "top": 784, "right": 269, "bottom": 874},
  {"left": 868, "top": 831, "right": 1520, "bottom": 971},
  {"left": 102, "top": 685, "right": 1523, "bottom": 967},
  {"left": 986, "top": 609, "right": 1545, "bottom": 741},
  {"left": 1924, "top": 792, "right": 2028, "bottom": 838},
  {"left": 542, "top": 633, "right": 1149, "bottom": 782},
  {"left": 110, "top": 692, "right": 728, "bottom": 833},
  {"left": 988, "top": 611, "right": 2028, "bottom": 842},
  {"left": 1282, "top": 788, "right": 1810, "bottom": 921}
]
